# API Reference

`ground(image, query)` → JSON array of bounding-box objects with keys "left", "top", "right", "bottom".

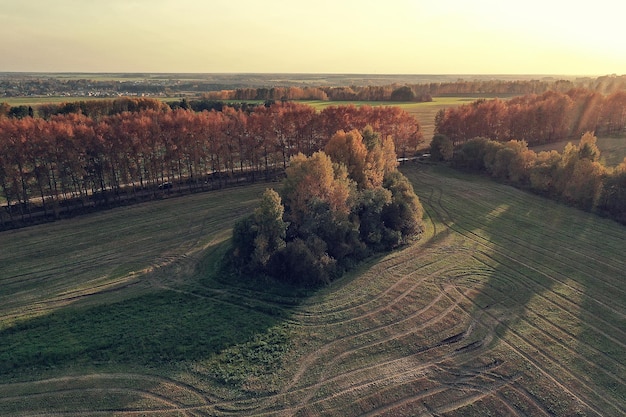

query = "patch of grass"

[
  {"left": 0, "top": 284, "right": 282, "bottom": 376},
  {"left": 203, "top": 325, "right": 291, "bottom": 390}
]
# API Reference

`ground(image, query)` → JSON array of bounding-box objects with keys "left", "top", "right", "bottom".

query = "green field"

[{"left": 0, "top": 165, "right": 624, "bottom": 416}]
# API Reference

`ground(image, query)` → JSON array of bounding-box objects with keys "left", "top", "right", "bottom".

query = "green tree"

[
  {"left": 429, "top": 134, "right": 454, "bottom": 161},
  {"left": 382, "top": 171, "right": 425, "bottom": 241},
  {"left": 390, "top": 86, "right": 415, "bottom": 101},
  {"left": 232, "top": 188, "right": 287, "bottom": 269},
  {"left": 251, "top": 189, "right": 287, "bottom": 267}
]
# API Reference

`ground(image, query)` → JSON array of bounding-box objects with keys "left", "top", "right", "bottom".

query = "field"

[{"left": 0, "top": 164, "right": 624, "bottom": 416}]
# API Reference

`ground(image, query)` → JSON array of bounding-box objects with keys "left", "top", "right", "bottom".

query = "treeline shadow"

[{"left": 0, "top": 241, "right": 305, "bottom": 379}]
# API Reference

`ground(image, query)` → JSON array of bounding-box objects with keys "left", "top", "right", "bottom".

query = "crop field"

[{"left": 0, "top": 164, "right": 624, "bottom": 416}]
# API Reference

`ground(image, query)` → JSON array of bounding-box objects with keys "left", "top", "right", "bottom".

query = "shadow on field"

[
  {"left": 408, "top": 164, "right": 626, "bottom": 416},
  {"left": 0, "top": 240, "right": 303, "bottom": 380}
]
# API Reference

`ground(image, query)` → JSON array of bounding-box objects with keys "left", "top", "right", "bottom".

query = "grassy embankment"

[{"left": 0, "top": 163, "right": 624, "bottom": 416}]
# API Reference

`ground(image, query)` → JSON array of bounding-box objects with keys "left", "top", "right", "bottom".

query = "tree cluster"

[
  {"left": 0, "top": 102, "right": 422, "bottom": 223},
  {"left": 202, "top": 85, "right": 433, "bottom": 103},
  {"left": 232, "top": 127, "right": 424, "bottom": 286},
  {"left": 35, "top": 97, "right": 169, "bottom": 119},
  {"left": 435, "top": 89, "right": 626, "bottom": 146},
  {"left": 449, "top": 133, "right": 626, "bottom": 224}
]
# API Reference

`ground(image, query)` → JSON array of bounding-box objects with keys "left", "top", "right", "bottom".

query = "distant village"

[{"left": 0, "top": 75, "right": 180, "bottom": 98}]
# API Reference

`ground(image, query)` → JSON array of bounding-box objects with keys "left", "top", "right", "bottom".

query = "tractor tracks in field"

[{"left": 0, "top": 373, "right": 216, "bottom": 417}]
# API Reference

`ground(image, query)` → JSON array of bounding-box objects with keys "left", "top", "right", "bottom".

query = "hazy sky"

[{"left": 1, "top": 0, "right": 625, "bottom": 75}]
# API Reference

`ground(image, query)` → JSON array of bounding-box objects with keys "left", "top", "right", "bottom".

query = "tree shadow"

[
  {"left": 0, "top": 240, "right": 304, "bottom": 381},
  {"left": 408, "top": 164, "right": 626, "bottom": 416}
]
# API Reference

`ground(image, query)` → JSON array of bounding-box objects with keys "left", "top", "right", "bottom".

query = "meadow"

[{"left": 0, "top": 163, "right": 623, "bottom": 416}]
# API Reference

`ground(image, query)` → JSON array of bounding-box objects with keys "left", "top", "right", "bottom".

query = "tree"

[
  {"left": 324, "top": 129, "right": 368, "bottom": 188},
  {"left": 232, "top": 188, "right": 287, "bottom": 269},
  {"left": 578, "top": 131, "right": 601, "bottom": 162},
  {"left": 382, "top": 171, "right": 425, "bottom": 241},
  {"left": 429, "top": 134, "right": 454, "bottom": 161},
  {"left": 390, "top": 86, "right": 415, "bottom": 101},
  {"left": 600, "top": 158, "right": 626, "bottom": 223},
  {"left": 251, "top": 189, "right": 287, "bottom": 267},
  {"left": 281, "top": 151, "right": 353, "bottom": 225}
]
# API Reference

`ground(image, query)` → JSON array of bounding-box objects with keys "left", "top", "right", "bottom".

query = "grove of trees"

[
  {"left": 446, "top": 133, "right": 626, "bottom": 224},
  {"left": 0, "top": 100, "right": 423, "bottom": 228},
  {"left": 231, "top": 127, "right": 424, "bottom": 286},
  {"left": 434, "top": 89, "right": 626, "bottom": 146}
]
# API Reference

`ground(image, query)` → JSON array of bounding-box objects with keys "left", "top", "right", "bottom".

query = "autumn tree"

[
  {"left": 324, "top": 129, "right": 368, "bottom": 188},
  {"left": 281, "top": 151, "right": 353, "bottom": 225}
]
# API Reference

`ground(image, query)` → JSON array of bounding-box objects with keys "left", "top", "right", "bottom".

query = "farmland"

[{"left": 0, "top": 164, "right": 624, "bottom": 416}]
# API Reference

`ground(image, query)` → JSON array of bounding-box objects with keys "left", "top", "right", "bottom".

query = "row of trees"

[
  {"left": 199, "top": 78, "right": 625, "bottom": 103},
  {"left": 203, "top": 85, "right": 434, "bottom": 103},
  {"left": 4, "top": 98, "right": 263, "bottom": 120},
  {"left": 232, "top": 127, "right": 424, "bottom": 286},
  {"left": 0, "top": 102, "right": 423, "bottom": 224},
  {"left": 431, "top": 133, "right": 626, "bottom": 224},
  {"left": 434, "top": 89, "right": 626, "bottom": 145}
]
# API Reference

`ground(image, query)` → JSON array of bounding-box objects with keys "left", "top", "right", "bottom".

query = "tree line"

[
  {"left": 430, "top": 133, "right": 626, "bottom": 224},
  {"left": 434, "top": 89, "right": 626, "bottom": 146},
  {"left": 0, "top": 101, "right": 422, "bottom": 226},
  {"left": 198, "top": 77, "right": 626, "bottom": 103},
  {"left": 232, "top": 127, "right": 424, "bottom": 286}
]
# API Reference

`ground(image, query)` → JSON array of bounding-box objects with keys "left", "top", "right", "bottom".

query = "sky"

[{"left": 1, "top": 0, "right": 625, "bottom": 75}]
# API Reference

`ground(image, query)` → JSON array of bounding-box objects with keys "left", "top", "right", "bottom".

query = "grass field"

[{"left": 0, "top": 164, "right": 624, "bottom": 416}]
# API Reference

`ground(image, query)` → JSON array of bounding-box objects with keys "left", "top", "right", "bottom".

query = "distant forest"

[
  {"left": 201, "top": 76, "right": 626, "bottom": 102},
  {"left": 435, "top": 89, "right": 626, "bottom": 145},
  {"left": 2, "top": 73, "right": 626, "bottom": 101}
]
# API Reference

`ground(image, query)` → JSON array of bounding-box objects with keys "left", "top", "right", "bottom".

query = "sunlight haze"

[{"left": 1, "top": 0, "right": 625, "bottom": 74}]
